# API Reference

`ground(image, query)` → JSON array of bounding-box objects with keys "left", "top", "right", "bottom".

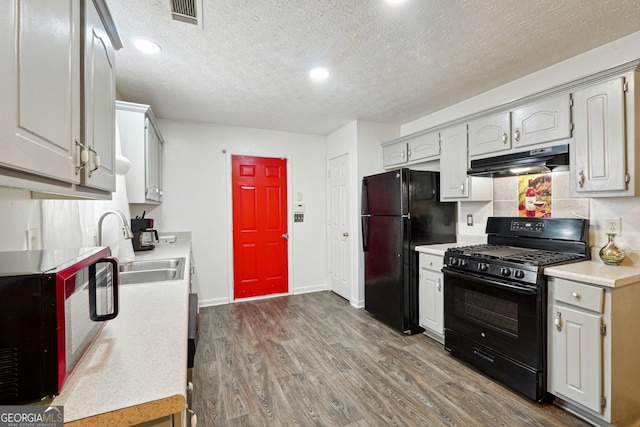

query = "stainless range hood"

[{"left": 467, "top": 144, "right": 569, "bottom": 177}]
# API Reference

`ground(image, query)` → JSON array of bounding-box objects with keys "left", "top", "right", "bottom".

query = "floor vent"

[{"left": 170, "top": 0, "right": 198, "bottom": 25}]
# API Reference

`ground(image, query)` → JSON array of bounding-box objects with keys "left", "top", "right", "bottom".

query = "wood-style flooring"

[{"left": 192, "top": 291, "right": 587, "bottom": 426}]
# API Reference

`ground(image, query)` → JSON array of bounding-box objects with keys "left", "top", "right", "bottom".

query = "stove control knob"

[
  {"left": 460, "top": 259, "right": 468, "bottom": 267},
  {"left": 449, "top": 257, "right": 459, "bottom": 266},
  {"left": 478, "top": 263, "right": 488, "bottom": 272},
  {"left": 501, "top": 267, "right": 511, "bottom": 277},
  {"left": 514, "top": 270, "right": 525, "bottom": 279}
]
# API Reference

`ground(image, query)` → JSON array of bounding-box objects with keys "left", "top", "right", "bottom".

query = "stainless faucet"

[{"left": 97, "top": 209, "right": 134, "bottom": 246}]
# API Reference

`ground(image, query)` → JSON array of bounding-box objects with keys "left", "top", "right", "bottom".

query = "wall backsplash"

[{"left": 493, "top": 171, "right": 589, "bottom": 219}]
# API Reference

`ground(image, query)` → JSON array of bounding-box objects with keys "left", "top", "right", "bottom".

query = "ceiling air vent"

[{"left": 170, "top": 0, "right": 198, "bottom": 25}]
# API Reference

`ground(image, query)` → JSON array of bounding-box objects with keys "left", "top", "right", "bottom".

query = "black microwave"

[{"left": 0, "top": 247, "right": 119, "bottom": 404}]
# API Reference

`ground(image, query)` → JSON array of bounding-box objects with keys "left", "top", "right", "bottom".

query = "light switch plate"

[
  {"left": 466, "top": 214, "right": 473, "bottom": 226},
  {"left": 294, "top": 213, "right": 304, "bottom": 222}
]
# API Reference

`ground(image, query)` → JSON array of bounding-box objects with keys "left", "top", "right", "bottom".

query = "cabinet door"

[
  {"left": 550, "top": 304, "right": 603, "bottom": 413},
  {"left": 145, "top": 118, "right": 163, "bottom": 202},
  {"left": 419, "top": 267, "right": 443, "bottom": 337},
  {"left": 382, "top": 142, "right": 407, "bottom": 168},
  {"left": 468, "top": 112, "right": 511, "bottom": 157},
  {"left": 0, "top": 0, "right": 80, "bottom": 184},
  {"left": 512, "top": 94, "right": 572, "bottom": 148},
  {"left": 440, "top": 124, "right": 469, "bottom": 199},
  {"left": 572, "top": 78, "right": 627, "bottom": 193},
  {"left": 82, "top": 0, "right": 116, "bottom": 191},
  {"left": 408, "top": 131, "right": 440, "bottom": 162}
]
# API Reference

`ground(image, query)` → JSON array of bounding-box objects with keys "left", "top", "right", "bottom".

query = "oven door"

[{"left": 443, "top": 268, "right": 542, "bottom": 369}]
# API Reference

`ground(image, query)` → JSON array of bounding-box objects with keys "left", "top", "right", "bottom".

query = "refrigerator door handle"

[
  {"left": 362, "top": 215, "right": 370, "bottom": 252},
  {"left": 361, "top": 179, "right": 370, "bottom": 215}
]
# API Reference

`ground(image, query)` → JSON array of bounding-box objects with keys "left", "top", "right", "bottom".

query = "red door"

[{"left": 232, "top": 155, "right": 288, "bottom": 299}]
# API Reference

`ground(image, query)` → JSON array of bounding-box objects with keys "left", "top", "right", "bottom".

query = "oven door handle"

[{"left": 443, "top": 268, "right": 538, "bottom": 296}]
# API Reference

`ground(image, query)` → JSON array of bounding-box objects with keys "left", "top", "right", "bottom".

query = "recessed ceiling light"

[
  {"left": 309, "top": 67, "right": 329, "bottom": 81},
  {"left": 133, "top": 39, "right": 162, "bottom": 54}
]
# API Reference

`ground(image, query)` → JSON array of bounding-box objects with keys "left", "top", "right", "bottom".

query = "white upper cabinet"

[
  {"left": 0, "top": 0, "right": 81, "bottom": 185},
  {"left": 512, "top": 95, "right": 572, "bottom": 148},
  {"left": 382, "top": 130, "right": 440, "bottom": 168},
  {"left": 440, "top": 124, "right": 469, "bottom": 199},
  {"left": 440, "top": 124, "right": 492, "bottom": 201},
  {"left": 572, "top": 76, "right": 631, "bottom": 196},
  {"left": 0, "top": 0, "right": 121, "bottom": 198},
  {"left": 81, "top": 0, "right": 117, "bottom": 192},
  {"left": 117, "top": 101, "right": 165, "bottom": 204},
  {"left": 468, "top": 112, "right": 511, "bottom": 157},
  {"left": 468, "top": 94, "right": 571, "bottom": 159},
  {"left": 382, "top": 141, "right": 408, "bottom": 168},
  {"left": 407, "top": 131, "right": 440, "bottom": 162}
]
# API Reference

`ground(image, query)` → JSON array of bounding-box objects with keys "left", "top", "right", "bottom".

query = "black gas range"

[{"left": 443, "top": 217, "right": 589, "bottom": 402}]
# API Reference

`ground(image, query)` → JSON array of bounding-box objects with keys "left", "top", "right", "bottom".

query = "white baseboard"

[{"left": 293, "top": 283, "right": 328, "bottom": 295}]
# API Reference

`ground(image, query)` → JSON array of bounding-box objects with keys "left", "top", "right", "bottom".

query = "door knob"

[
  {"left": 343, "top": 232, "right": 349, "bottom": 237},
  {"left": 282, "top": 233, "right": 289, "bottom": 240}
]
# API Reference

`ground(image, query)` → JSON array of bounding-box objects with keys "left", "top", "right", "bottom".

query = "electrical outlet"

[
  {"left": 26, "top": 229, "right": 40, "bottom": 250},
  {"left": 605, "top": 218, "right": 621, "bottom": 236}
]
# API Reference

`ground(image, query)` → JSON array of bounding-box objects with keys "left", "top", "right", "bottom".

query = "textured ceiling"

[{"left": 105, "top": 0, "right": 640, "bottom": 135}]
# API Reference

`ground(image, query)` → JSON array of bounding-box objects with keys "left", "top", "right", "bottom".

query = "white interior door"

[{"left": 328, "top": 153, "right": 351, "bottom": 300}]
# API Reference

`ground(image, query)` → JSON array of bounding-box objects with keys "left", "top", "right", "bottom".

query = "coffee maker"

[{"left": 131, "top": 216, "right": 158, "bottom": 251}]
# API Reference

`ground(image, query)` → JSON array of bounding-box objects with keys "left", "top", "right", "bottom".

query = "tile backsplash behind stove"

[{"left": 493, "top": 171, "right": 589, "bottom": 219}]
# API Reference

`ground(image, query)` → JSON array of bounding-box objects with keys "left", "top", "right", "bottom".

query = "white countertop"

[
  {"left": 53, "top": 233, "right": 192, "bottom": 425},
  {"left": 415, "top": 235, "right": 487, "bottom": 256},
  {"left": 545, "top": 259, "right": 640, "bottom": 288},
  {"left": 415, "top": 243, "right": 456, "bottom": 256}
]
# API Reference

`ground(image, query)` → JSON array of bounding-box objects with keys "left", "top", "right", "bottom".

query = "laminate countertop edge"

[
  {"left": 65, "top": 394, "right": 185, "bottom": 427},
  {"left": 52, "top": 233, "right": 192, "bottom": 424}
]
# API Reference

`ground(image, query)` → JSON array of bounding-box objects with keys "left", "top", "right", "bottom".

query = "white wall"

[
  {"left": 402, "top": 31, "right": 640, "bottom": 135},
  {"left": 326, "top": 120, "right": 400, "bottom": 308},
  {"left": 155, "top": 119, "right": 328, "bottom": 306},
  {"left": 0, "top": 143, "right": 135, "bottom": 259},
  {"left": 0, "top": 188, "right": 42, "bottom": 251}
]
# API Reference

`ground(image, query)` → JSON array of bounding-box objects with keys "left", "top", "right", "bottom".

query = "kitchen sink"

[
  {"left": 118, "top": 258, "right": 185, "bottom": 285},
  {"left": 119, "top": 258, "right": 185, "bottom": 272}
]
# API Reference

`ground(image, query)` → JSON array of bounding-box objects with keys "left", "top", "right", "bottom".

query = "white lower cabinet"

[
  {"left": 548, "top": 276, "right": 640, "bottom": 426},
  {"left": 418, "top": 252, "right": 444, "bottom": 343}
]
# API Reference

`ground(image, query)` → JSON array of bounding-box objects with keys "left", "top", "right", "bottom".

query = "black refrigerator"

[{"left": 361, "top": 169, "right": 456, "bottom": 334}]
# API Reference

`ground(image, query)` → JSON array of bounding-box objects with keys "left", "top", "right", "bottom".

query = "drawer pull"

[{"left": 571, "top": 291, "right": 581, "bottom": 300}]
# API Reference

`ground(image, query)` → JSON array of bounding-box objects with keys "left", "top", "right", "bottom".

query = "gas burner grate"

[{"left": 504, "top": 250, "right": 583, "bottom": 266}]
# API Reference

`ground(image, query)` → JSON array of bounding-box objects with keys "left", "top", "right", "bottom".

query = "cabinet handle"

[
  {"left": 502, "top": 132, "right": 508, "bottom": 144},
  {"left": 75, "top": 138, "right": 88, "bottom": 174},
  {"left": 514, "top": 129, "right": 520, "bottom": 142},
  {"left": 402, "top": 151, "right": 405, "bottom": 159},
  {"left": 437, "top": 278, "right": 441, "bottom": 292},
  {"left": 88, "top": 148, "right": 101, "bottom": 176},
  {"left": 571, "top": 291, "right": 581, "bottom": 300},
  {"left": 555, "top": 311, "right": 562, "bottom": 332},
  {"left": 460, "top": 181, "right": 465, "bottom": 194},
  {"left": 407, "top": 149, "right": 411, "bottom": 159},
  {"left": 578, "top": 170, "right": 585, "bottom": 189}
]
